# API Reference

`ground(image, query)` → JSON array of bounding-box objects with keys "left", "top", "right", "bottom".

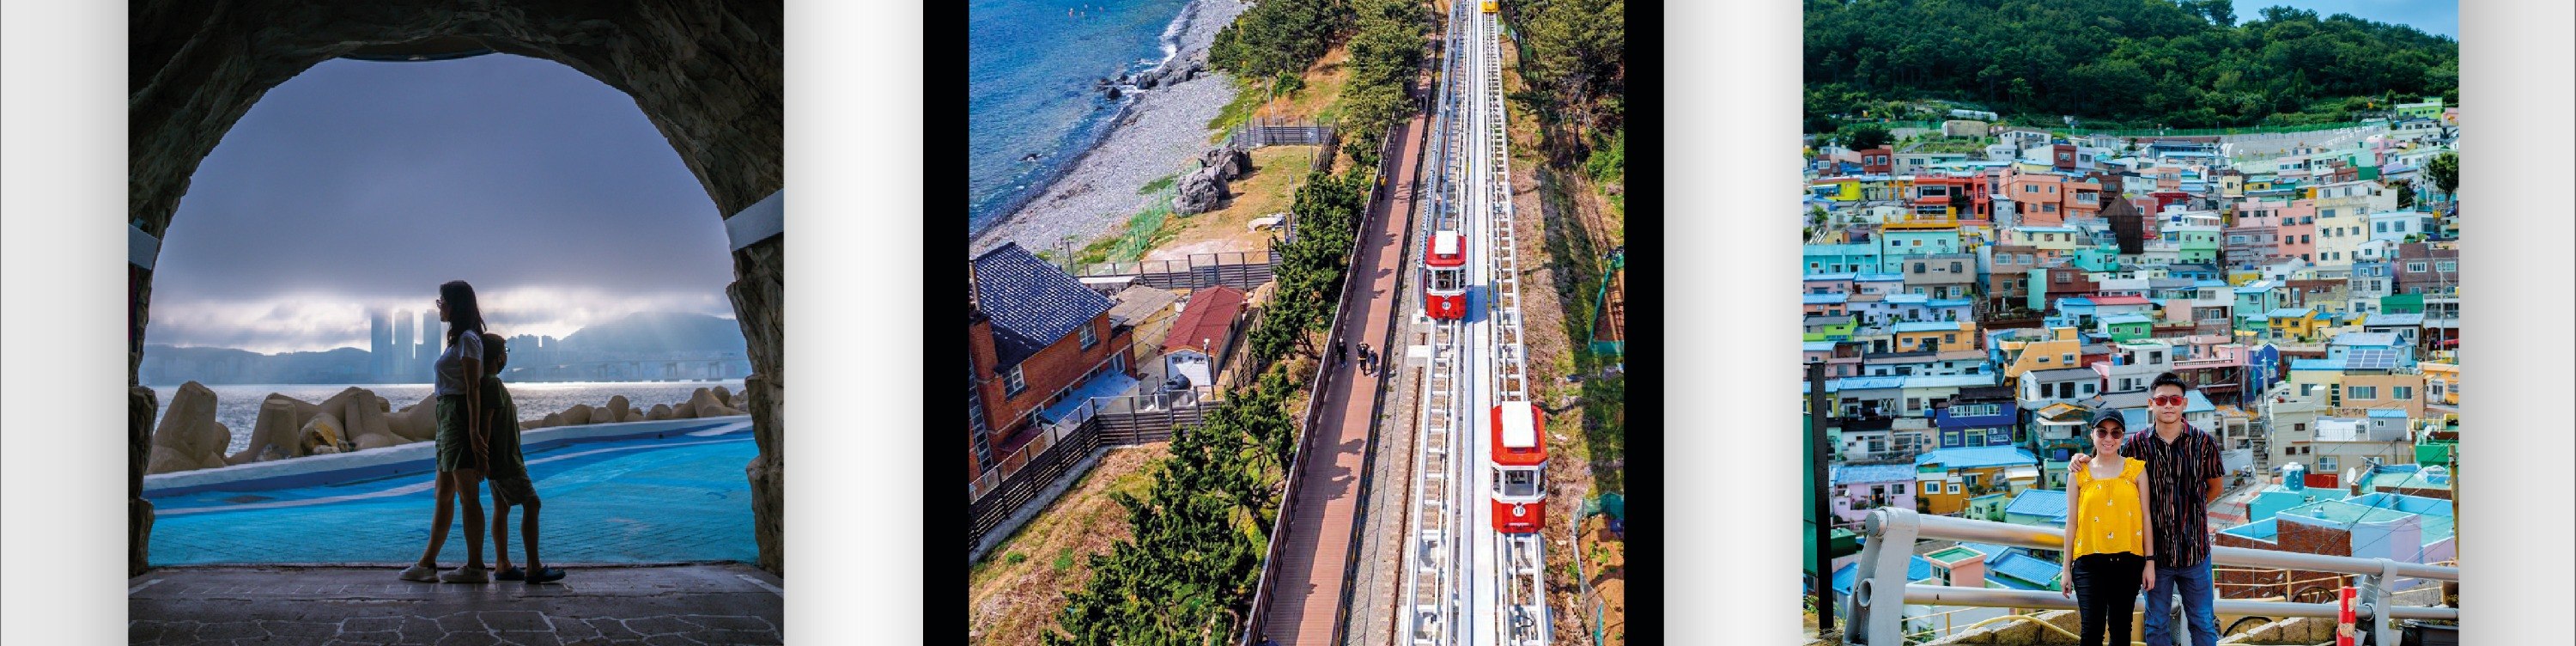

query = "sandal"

[{"left": 495, "top": 566, "right": 526, "bottom": 581}]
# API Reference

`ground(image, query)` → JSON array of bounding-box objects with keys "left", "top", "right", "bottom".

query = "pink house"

[{"left": 1831, "top": 463, "right": 1919, "bottom": 525}]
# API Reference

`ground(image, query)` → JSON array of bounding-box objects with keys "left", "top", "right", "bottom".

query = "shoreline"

[{"left": 969, "top": 0, "right": 1249, "bottom": 259}]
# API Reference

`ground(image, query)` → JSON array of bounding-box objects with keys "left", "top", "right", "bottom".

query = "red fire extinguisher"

[{"left": 2336, "top": 584, "right": 2357, "bottom": 646}]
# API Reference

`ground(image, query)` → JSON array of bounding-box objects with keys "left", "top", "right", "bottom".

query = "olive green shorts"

[
  {"left": 487, "top": 474, "right": 540, "bottom": 507},
  {"left": 434, "top": 396, "right": 485, "bottom": 472}
]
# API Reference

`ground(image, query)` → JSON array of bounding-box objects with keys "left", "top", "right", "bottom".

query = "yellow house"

[
  {"left": 1893, "top": 321, "right": 1979, "bottom": 353},
  {"left": 2421, "top": 363, "right": 2458, "bottom": 405},
  {"left": 1809, "top": 177, "right": 1862, "bottom": 202},
  {"left": 2336, "top": 372, "right": 2427, "bottom": 418},
  {"left": 2002, "top": 327, "right": 2084, "bottom": 381},
  {"left": 2267, "top": 307, "right": 2330, "bottom": 342},
  {"left": 1916, "top": 447, "right": 2038, "bottom": 515}
]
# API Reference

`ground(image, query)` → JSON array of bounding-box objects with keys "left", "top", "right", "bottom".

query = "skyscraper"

[
  {"left": 369, "top": 309, "right": 392, "bottom": 379},
  {"left": 392, "top": 309, "right": 415, "bottom": 381}
]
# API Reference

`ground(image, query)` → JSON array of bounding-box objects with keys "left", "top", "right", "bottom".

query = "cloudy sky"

[{"left": 149, "top": 54, "right": 738, "bottom": 355}]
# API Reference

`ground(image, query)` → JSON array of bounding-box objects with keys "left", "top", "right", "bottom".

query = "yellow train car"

[{"left": 1481, "top": 1, "right": 1498, "bottom": 14}]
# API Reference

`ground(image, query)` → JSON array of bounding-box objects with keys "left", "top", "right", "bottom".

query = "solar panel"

[{"left": 2346, "top": 348, "right": 2397, "bottom": 371}]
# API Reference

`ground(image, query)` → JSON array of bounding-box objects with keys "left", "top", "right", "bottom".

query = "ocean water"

[
  {"left": 143, "top": 380, "right": 747, "bottom": 456},
  {"left": 969, "top": 0, "right": 1195, "bottom": 237}
]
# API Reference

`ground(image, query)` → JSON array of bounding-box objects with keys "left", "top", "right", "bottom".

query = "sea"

[
  {"left": 142, "top": 380, "right": 748, "bottom": 456},
  {"left": 968, "top": 0, "right": 1196, "bottom": 237}
]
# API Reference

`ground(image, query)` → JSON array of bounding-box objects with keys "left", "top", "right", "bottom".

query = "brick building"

[{"left": 966, "top": 243, "right": 1139, "bottom": 479}]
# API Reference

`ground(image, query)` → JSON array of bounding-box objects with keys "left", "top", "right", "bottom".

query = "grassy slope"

[{"left": 966, "top": 445, "right": 1170, "bottom": 645}]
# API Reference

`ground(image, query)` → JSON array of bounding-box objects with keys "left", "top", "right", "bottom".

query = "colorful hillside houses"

[{"left": 1799, "top": 122, "right": 2464, "bottom": 574}]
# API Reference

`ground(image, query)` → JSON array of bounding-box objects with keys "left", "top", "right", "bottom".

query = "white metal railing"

[
  {"left": 1843, "top": 508, "right": 2458, "bottom": 646},
  {"left": 1476, "top": 9, "right": 1546, "bottom": 646},
  {"left": 1405, "top": 2, "right": 1471, "bottom": 642}
]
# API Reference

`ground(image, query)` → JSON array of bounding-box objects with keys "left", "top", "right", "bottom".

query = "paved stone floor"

[{"left": 129, "top": 564, "right": 782, "bottom": 645}]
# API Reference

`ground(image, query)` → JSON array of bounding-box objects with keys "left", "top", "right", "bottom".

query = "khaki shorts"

[{"left": 488, "top": 474, "right": 540, "bottom": 508}]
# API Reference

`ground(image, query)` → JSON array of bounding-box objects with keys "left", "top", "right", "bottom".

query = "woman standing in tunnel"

[{"left": 399, "top": 280, "right": 496, "bottom": 583}]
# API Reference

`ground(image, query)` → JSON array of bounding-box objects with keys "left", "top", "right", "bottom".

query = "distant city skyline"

[{"left": 146, "top": 54, "right": 740, "bottom": 355}]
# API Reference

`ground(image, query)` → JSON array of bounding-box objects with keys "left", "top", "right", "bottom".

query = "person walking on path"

[
  {"left": 2062, "top": 409, "right": 2155, "bottom": 646},
  {"left": 1336, "top": 339, "right": 1348, "bottom": 369},
  {"left": 1358, "top": 343, "right": 1373, "bottom": 375},
  {"left": 2072, "top": 372, "right": 2226, "bottom": 646},
  {"left": 401, "top": 280, "right": 495, "bottom": 584},
  {"left": 475, "top": 332, "right": 564, "bottom": 584}
]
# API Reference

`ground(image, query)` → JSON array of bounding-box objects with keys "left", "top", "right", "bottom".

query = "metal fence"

[
  {"left": 1842, "top": 507, "right": 2458, "bottom": 646},
  {"left": 1070, "top": 251, "right": 1281, "bottom": 291},
  {"left": 965, "top": 387, "right": 1215, "bottom": 552},
  {"left": 1231, "top": 117, "right": 1337, "bottom": 148}
]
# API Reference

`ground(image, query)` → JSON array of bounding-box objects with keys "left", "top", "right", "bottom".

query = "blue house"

[
  {"left": 1804, "top": 243, "right": 1882, "bottom": 276},
  {"left": 2002, "top": 488, "right": 2068, "bottom": 528},
  {"left": 1932, "top": 398, "right": 2019, "bottom": 448}
]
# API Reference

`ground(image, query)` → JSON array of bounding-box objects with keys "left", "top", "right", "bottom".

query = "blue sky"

[
  {"left": 149, "top": 55, "right": 741, "bottom": 354},
  {"left": 2252, "top": 0, "right": 2457, "bottom": 39}
]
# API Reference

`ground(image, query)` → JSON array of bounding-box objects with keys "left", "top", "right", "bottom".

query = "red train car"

[
  {"left": 1489, "top": 400, "right": 1546, "bottom": 533},
  {"left": 1424, "top": 230, "right": 1467, "bottom": 320}
]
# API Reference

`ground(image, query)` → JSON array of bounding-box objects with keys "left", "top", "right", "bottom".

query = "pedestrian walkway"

[
  {"left": 1258, "top": 105, "right": 1429, "bottom": 646},
  {"left": 128, "top": 564, "right": 781, "bottom": 645}
]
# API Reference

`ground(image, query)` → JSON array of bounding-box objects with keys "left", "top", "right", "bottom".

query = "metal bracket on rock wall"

[
  {"left": 727, "top": 190, "right": 784, "bottom": 252},
  {"left": 131, "top": 224, "right": 161, "bottom": 270}
]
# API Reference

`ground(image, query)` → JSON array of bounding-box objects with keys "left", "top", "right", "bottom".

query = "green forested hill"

[{"left": 1803, "top": 0, "right": 2458, "bottom": 131}]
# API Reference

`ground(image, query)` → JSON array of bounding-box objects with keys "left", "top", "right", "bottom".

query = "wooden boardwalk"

[{"left": 1257, "top": 108, "right": 1429, "bottom": 646}]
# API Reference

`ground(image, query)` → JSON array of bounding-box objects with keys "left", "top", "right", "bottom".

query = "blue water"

[
  {"left": 969, "top": 0, "right": 1196, "bottom": 237},
  {"left": 147, "top": 429, "right": 757, "bottom": 565}
]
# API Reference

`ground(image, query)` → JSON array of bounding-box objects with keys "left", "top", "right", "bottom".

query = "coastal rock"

[
  {"left": 713, "top": 386, "right": 732, "bottom": 405},
  {"left": 562, "top": 404, "right": 594, "bottom": 426},
  {"left": 624, "top": 410, "right": 647, "bottom": 423},
  {"left": 690, "top": 387, "right": 732, "bottom": 417},
  {"left": 1104, "top": 85, "right": 1123, "bottom": 101},
  {"left": 1135, "top": 71, "right": 1160, "bottom": 91},
  {"left": 669, "top": 398, "right": 699, "bottom": 419},
  {"left": 1173, "top": 165, "right": 1230, "bottom": 215},
  {"left": 148, "top": 381, "right": 233, "bottom": 474},
  {"left": 233, "top": 394, "right": 318, "bottom": 464},
  {"left": 544, "top": 412, "right": 565, "bottom": 427},
  {"left": 300, "top": 412, "right": 345, "bottom": 454},
  {"left": 607, "top": 395, "right": 632, "bottom": 422},
  {"left": 326, "top": 387, "right": 405, "bottom": 451},
  {"left": 647, "top": 403, "right": 675, "bottom": 421},
  {"left": 1200, "top": 140, "right": 1252, "bottom": 180},
  {"left": 385, "top": 395, "right": 440, "bottom": 442}
]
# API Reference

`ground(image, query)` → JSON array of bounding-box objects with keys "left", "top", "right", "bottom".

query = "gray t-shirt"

[{"left": 431, "top": 331, "right": 485, "bottom": 398}]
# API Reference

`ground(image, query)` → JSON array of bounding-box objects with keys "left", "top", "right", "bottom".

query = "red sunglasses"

[{"left": 2151, "top": 394, "right": 2187, "bottom": 406}]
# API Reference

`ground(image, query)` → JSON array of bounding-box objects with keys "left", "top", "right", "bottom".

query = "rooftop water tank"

[
  {"left": 2281, "top": 462, "right": 2306, "bottom": 490},
  {"left": 2421, "top": 465, "right": 2450, "bottom": 485}
]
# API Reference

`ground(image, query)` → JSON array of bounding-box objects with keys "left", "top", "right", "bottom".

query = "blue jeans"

[{"left": 2142, "top": 558, "right": 2219, "bottom": 646}]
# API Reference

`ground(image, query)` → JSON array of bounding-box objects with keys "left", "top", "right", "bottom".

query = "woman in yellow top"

[{"left": 2060, "top": 409, "right": 2156, "bottom": 646}]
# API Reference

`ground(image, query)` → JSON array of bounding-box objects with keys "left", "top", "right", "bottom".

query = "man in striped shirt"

[{"left": 2073, "top": 372, "right": 2224, "bottom": 646}]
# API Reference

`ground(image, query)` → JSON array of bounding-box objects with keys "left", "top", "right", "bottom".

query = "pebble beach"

[{"left": 969, "top": 0, "right": 1250, "bottom": 258}]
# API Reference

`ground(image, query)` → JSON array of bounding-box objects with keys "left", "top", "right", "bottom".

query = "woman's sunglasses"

[{"left": 2093, "top": 425, "right": 2125, "bottom": 437}]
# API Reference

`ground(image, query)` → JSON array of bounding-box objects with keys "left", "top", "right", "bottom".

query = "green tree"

[
  {"left": 1844, "top": 124, "right": 1892, "bottom": 150},
  {"left": 2426, "top": 151, "right": 2459, "bottom": 197}
]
